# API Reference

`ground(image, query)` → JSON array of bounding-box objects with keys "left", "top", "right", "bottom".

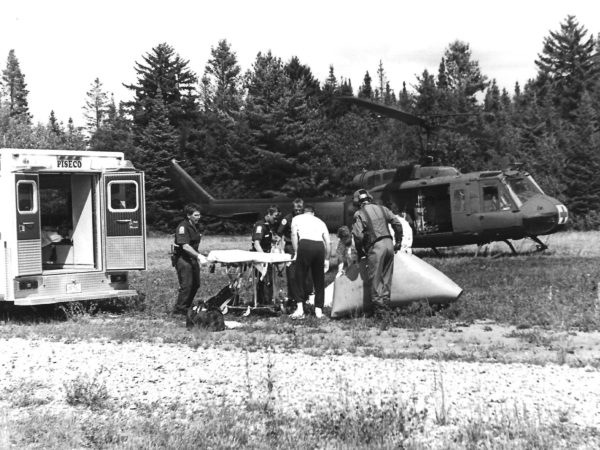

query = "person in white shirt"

[{"left": 290, "top": 204, "right": 331, "bottom": 319}]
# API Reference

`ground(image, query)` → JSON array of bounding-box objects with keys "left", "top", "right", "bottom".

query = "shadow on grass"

[{"left": 0, "top": 296, "right": 143, "bottom": 324}]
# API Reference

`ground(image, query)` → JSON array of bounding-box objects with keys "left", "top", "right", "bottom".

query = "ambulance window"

[
  {"left": 17, "top": 181, "right": 37, "bottom": 213},
  {"left": 108, "top": 181, "right": 138, "bottom": 212}
]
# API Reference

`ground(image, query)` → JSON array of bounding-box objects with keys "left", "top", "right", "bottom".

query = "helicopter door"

[
  {"left": 450, "top": 182, "right": 481, "bottom": 233},
  {"left": 476, "top": 182, "right": 519, "bottom": 232},
  {"left": 15, "top": 174, "right": 43, "bottom": 275}
]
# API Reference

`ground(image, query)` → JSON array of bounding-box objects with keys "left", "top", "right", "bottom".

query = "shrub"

[{"left": 64, "top": 370, "right": 109, "bottom": 409}]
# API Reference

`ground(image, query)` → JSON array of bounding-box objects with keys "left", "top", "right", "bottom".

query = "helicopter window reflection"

[{"left": 506, "top": 177, "right": 544, "bottom": 204}]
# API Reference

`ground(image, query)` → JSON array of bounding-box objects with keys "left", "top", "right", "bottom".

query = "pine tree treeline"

[
  {"left": 1, "top": 16, "right": 599, "bottom": 230},
  {"left": 0, "top": 49, "right": 87, "bottom": 150}
]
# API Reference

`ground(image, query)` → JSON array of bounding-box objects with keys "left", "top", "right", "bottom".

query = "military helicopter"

[{"left": 169, "top": 97, "right": 569, "bottom": 253}]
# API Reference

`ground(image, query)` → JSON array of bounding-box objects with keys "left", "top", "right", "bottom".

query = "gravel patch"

[{"left": 0, "top": 337, "right": 599, "bottom": 433}]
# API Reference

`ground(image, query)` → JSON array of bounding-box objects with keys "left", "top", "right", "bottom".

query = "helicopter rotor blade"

[{"left": 338, "top": 96, "right": 430, "bottom": 130}]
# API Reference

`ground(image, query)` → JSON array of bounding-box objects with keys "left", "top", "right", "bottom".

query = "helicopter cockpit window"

[
  {"left": 506, "top": 177, "right": 544, "bottom": 204},
  {"left": 482, "top": 186, "right": 510, "bottom": 212}
]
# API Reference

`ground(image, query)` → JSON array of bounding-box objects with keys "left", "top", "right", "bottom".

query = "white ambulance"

[{"left": 0, "top": 148, "right": 146, "bottom": 305}]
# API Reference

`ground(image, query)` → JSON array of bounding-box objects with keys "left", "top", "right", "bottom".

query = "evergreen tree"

[
  {"left": 242, "top": 51, "right": 293, "bottom": 194},
  {"left": 202, "top": 39, "right": 243, "bottom": 115},
  {"left": 284, "top": 56, "right": 320, "bottom": 98},
  {"left": 1, "top": 49, "right": 31, "bottom": 123},
  {"left": 339, "top": 78, "right": 353, "bottom": 96},
  {"left": 62, "top": 118, "right": 87, "bottom": 150},
  {"left": 135, "top": 91, "right": 180, "bottom": 228},
  {"left": 398, "top": 82, "right": 411, "bottom": 111},
  {"left": 437, "top": 58, "right": 448, "bottom": 90},
  {"left": 320, "top": 65, "right": 347, "bottom": 118},
  {"left": 384, "top": 81, "right": 395, "bottom": 105},
  {"left": 513, "top": 82, "right": 522, "bottom": 105},
  {"left": 322, "top": 65, "right": 338, "bottom": 96},
  {"left": 561, "top": 90, "right": 600, "bottom": 228},
  {"left": 500, "top": 88, "right": 511, "bottom": 111},
  {"left": 48, "top": 111, "right": 62, "bottom": 135},
  {"left": 376, "top": 60, "right": 386, "bottom": 102},
  {"left": 242, "top": 51, "right": 323, "bottom": 196},
  {"left": 194, "top": 40, "right": 248, "bottom": 197},
  {"left": 88, "top": 99, "right": 138, "bottom": 155},
  {"left": 124, "top": 43, "right": 198, "bottom": 130},
  {"left": 83, "top": 78, "right": 110, "bottom": 135},
  {"left": 414, "top": 69, "right": 439, "bottom": 114},
  {"left": 535, "top": 15, "right": 599, "bottom": 119},
  {"left": 358, "top": 71, "right": 373, "bottom": 99},
  {"left": 441, "top": 40, "right": 489, "bottom": 109},
  {"left": 484, "top": 79, "right": 501, "bottom": 113}
]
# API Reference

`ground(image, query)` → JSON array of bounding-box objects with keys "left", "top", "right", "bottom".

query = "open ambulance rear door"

[{"left": 102, "top": 172, "right": 146, "bottom": 270}]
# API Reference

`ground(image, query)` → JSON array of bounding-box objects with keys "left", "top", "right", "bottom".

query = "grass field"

[
  {"left": 130, "top": 231, "right": 600, "bottom": 333},
  {"left": 1, "top": 231, "right": 600, "bottom": 449},
  {"left": 2, "top": 231, "right": 600, "bottom": 348}
]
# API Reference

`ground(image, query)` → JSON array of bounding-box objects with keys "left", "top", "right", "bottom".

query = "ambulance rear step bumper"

[{"left": 12, "top": 289, "right": 139, "bottom": 306}]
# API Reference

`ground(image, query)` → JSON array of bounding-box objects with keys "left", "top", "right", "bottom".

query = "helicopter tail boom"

[{"left": 169, "top": 159, "right": 215, "bottom": 205}]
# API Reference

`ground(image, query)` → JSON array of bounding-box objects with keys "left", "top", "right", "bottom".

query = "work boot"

[{"left": 290, "top": 302, "right": 305, "bottom": 319}]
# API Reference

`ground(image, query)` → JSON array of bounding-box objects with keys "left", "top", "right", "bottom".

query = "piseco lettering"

[{"left": 57, "top": 159, "right": 82, "bottom": 168}]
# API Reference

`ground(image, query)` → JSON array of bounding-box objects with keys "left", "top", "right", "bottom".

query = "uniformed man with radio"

[
  {"left": 251, "top": 206, "right": 279, "bottom": 305},
  {"left": 172, "top": 204, "right": 207, "bottom": 315},
  {"left": 352, "top": 189, "right": 403, "bottom": 313}
]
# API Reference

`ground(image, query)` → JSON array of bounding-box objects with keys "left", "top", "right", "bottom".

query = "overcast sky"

[{"left": 1, "top": 0, "right": 599, "bottom": 127}]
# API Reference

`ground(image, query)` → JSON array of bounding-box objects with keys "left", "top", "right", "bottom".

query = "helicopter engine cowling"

[{"left": 520, "top": 195, "right": 568, "bottom": 236}]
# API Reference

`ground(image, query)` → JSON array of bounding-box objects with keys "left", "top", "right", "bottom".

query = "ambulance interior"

[{"left": 39, "top": 174, "right": 98, "bottom": 271}]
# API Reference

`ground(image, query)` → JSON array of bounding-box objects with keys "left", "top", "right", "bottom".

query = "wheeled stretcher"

[{"left": 206, "top": 250, "right": 292, "bottom": 314}]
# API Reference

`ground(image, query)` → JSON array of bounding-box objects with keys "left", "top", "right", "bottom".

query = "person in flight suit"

[
  {"left": 173, "top": 204, "right": 208, "bottom": 315},
  {"left": 352, "top": 189, "right": 403, "bottom": 313},
  {"left": 277, "top": 198, "right": 311, "bottom": 311},
  {"left": 251, "top": 205, "right": 280, "bottom": 305}
]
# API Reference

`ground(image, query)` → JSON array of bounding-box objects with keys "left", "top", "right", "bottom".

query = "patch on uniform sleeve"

[
  {"left": 178, "top": 226, "right": 185, "bottom": 235},
  {"left": 255, "top": 225, "right": 263, "bottom": 234},
  {"left": 281, "top": 218, "right": 287, "bottom": 226}
]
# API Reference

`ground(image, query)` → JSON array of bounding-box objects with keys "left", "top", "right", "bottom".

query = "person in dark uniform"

[
  {"left": 276, "top": 198, "right": 310, "bottom": 310},
  {"left": 251, "top": 206, "right": 279, "bottom": 305},
  {"left": 352, "top": 189, "right": 403, "bottom": 313},
  {"left": 173, "top": 204, "right": 207, "bottom": 315}
]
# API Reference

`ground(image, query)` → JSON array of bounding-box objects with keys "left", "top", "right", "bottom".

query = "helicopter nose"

[{"left": 521, "top": 197, "right": 568, "bottom": 235}]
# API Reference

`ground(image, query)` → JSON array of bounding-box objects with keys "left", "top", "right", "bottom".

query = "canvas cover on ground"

[{"left": 331, "top": 252, "right": 462, "bottom": 318}]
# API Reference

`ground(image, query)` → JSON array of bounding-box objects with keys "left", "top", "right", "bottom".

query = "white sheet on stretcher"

[{"left": 207, "top": 249, "right": 292, "bottom": 265}]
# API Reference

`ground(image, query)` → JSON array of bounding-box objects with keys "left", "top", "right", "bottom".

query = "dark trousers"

[
  {"left": 284, "top": 242, "right": 311, "bottom": 304},
  {"left": 175, "top": 257, "right": 200, "bottom": 311},
  {"left": 366, "top": 238, "right": 394, "bottom": 308},
  {"left": 295, "top": 240, "right": 325, "bottom": 308},
  {"left": 285, "top": 261, "right": 313, "bottom": 304}
]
